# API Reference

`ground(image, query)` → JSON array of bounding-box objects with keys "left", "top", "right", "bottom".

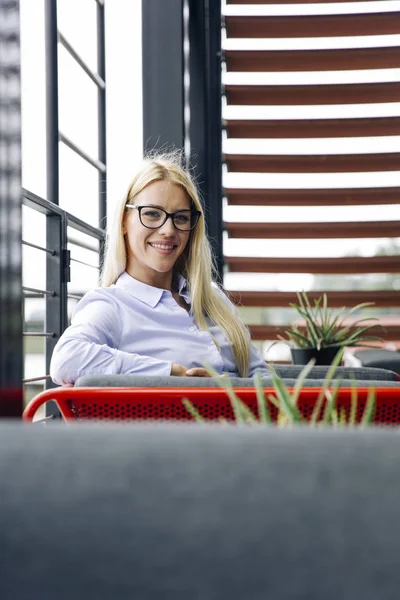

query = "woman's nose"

[{"left": 159, "top": 215, "right": 176, "bottom": 234}]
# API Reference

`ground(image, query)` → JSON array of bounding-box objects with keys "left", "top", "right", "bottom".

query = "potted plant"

[
  {"left": 277, "top": 291, "right": 382, "bottom": 366},
  {"left": 183, "top": 351, "right": 376, "bottom": 427}
]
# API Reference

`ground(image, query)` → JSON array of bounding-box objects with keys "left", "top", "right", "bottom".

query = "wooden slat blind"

[
  {"left": 225, "top": 117, "right": 400, "bottom": 139},
  {"left": 225, "top": 188, "right": 400, "bottom": 206},
  {"left": 229, "top": 291, "right": 400, "bottom": 309},
  {"left": 225, "top": 48, "right": 400, "bottom": 71},
  {"left": 226, "top": 256, "right": 400, "bottom": 275},
  {"left": 227, "top": 0, "right": 374, "bottom": 4},
  {"left": 225, "top": 14, "right": 400, "bottom": 38},
  {"left": 225, "top": 82, "right": 400, "bottom": 105},
  {"left": 226, "top": 222, "right": 400, "bottom": 239},
  {"left": 248, "top": 325, "right": 400, "bottom": 342},
  {"left": 223, "top": 1, "right": 400, "bottom": 351},
  {"left": 225, "top": 153, "right": 400, "bottom": 173}
]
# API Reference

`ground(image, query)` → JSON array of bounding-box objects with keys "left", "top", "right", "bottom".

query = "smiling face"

[{"left": 123, "top": 180, "right": 191, "bottom": 289}]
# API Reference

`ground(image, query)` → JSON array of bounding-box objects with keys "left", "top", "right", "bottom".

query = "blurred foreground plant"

[{"left": 183, "top": 349, "right": 376, "bottom": 427}]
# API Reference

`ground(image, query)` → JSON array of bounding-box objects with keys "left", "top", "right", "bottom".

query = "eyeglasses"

[{"left": 126, "top": 204, "right": 201, "bottom": 232}]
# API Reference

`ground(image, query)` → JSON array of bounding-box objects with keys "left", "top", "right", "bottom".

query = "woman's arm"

[{"left": 50, "top": 290, "right": 173, "bottom": 385}]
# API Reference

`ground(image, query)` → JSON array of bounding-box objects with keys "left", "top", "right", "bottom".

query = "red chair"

[{"left": 23, "top": 385, "right": 400, "bottom": 424}]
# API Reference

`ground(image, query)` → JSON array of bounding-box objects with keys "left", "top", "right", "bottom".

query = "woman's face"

[{"left": 123, "top": 180, "right": 191, "bottom": 288}]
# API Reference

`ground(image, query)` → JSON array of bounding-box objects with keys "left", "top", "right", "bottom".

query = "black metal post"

[
  {"left": 0, "top": 0, "right": 23, "bottom": 417},
  {"left": 44, "top": 0, "right": 65, "bottom": 412},
  {"left": 188, "top": 0, "right": 224, "bottom": 283},
  {"left": 142, "top": 0, "right": 185, "bottom": 153},
  {"left": 97, "top": 0, "right": 107, "bottom": 235},
  {"left": 45, "top": 0, "right": 59, "bottom": 207}
]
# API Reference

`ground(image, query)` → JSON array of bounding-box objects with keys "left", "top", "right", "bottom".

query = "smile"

[{"left": 148, "top": 242, "right": 177, "bottom": 253}]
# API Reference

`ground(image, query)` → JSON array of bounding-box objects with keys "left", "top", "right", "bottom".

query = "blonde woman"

[{"left": 50, "top": 152, "right": 269, "bottom": 384}]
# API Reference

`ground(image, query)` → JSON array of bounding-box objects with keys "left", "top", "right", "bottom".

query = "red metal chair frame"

[{"left": 23, "top": 385, "right": 400, "bottom": 424}]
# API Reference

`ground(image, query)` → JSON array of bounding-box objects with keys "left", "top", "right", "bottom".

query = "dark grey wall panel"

[
  {"left": 142, "top": 0, "right": 184, "bottom": 152},
  {"left": 0, "top": 0, "right": 23, "bottom": 417}
]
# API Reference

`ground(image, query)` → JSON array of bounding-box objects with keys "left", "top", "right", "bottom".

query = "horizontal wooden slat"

[
  {"left": 227, "top": 0, "right": 373, "bottom": 3},
  {"left": 225, "top": 48, "right": 400, "bottom": 72},
  {"left": 226, "top": 221, "right": 400, "bottom": 238},
  {"left": 229, "top": 290, "right": 400, "bottom": 308},
  {"left": 225, "top": 14, "right": 400, "bottom": 39},
  {"left": 225, "top": 82, "right": 400, "bottom": 105},
  {"left": 226, "top": 256, "right": 400, "bottom": 274},
  {"left": 225, "top": 188, "right": 400, "bottom": 206},
  {"left": 248, "top": 324, "right": 400, "bottom": 341},
  {"left": 225, "top": 117, "right": 400, "bottom": 138},
  {"left": 225, "top": 153, "right": 400, "bottom": 173}
]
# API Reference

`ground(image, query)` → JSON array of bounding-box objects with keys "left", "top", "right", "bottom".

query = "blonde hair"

[{"left": 101, "top": 150, "right": 250, "bottom": 376}]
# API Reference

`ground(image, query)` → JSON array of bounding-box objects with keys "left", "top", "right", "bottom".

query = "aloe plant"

[
  {"left": 182, "top": 352, "right": 376, "bottom": 427},
  {"left": 279, "top": 291, "right": 382, "bottom": 350}
]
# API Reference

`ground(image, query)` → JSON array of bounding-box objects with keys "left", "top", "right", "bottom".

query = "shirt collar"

[{"left": 115, "top": 271, "right": 191, "bottom": 307}]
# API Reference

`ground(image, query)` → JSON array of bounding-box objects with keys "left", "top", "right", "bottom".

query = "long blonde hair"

[{"left": 101, "top": 151, "right": 250, "bottom": 376}]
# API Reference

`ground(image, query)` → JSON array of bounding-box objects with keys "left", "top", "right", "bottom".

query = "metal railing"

[
  {"left": 22, "top": 189, "right": 105, "bottom": 391},
  {"left": 20, "top": 0, "right": 108, "bottom": 415}
]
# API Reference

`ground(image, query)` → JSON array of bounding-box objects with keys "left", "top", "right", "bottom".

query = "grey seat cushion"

[
  {"left": 354, "top": 349, "right": 400, "bottom": 376},
  {"left": 1, "top": 423, "right": 400, "bottom": 599},
  {"left": 75, "top": 365, "right": 399, "bottom": 389}
]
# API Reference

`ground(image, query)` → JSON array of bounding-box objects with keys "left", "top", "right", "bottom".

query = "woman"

[{"left": 50, "top": 152, "right": 269, "bottom": 384}]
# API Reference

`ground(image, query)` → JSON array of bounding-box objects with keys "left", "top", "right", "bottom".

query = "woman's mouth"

[{"left": 148, "top": 242, "right": 177, "bottom": 255}]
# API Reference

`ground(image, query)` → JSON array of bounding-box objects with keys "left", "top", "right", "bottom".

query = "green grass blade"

[
  {"left": 349, "top": 376, "right": 358, "bottom": 426},
  {"left": 254, "top": 371, "right": 271, "bottom": 423},
  {"left": 271, "top": 373, "right": 304, "bottom": 423},
  {"left": 182, "top": 398, "right": 205, "bottom": 422},
  {"left": 339, "top": 407, "right": 347, "bottom": 427},
  {"left": 292, "top": 359, "right": 316, "bottom": 407},
  {"left": 322, "top": 379, "right": 342, "bottom": 424},
  {"left": 360, "top": 387, "right": 376, "bottom": 427},
  {"left": 310, "top": 348, "right": 344, "bottom": 424}
]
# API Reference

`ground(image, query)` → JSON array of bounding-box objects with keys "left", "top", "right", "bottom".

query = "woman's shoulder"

[{"left": 73, "top": 285, "right": 124, "bottom": 313}]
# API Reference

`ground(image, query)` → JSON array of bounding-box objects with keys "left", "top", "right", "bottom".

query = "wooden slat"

[
  {"left": 227, "top": 0, "right": 374, "bottom": 3},
  {"left": 226, "top": 221, "right": 400, "bottom": 239},
  {"left": 229, "top": 290, "right": 400, "bottom": 308},
  {"left": 225, "top": 117, "right": 400, "bottom": 138},
  {"left": 225, "top": 153, "right": 400, "bottom": 173},
  {"left": 225, "top": 188, "right": 400, "bottom": 206},
  {"left": 226, "top": 256, "right": 400, "bottom": 274},
  {"left": 225, "top": 14, "right": 400, "bottom": 39},
  {"left": 248, "top": 324, "right": 400, "bottom": 341},
  {"left": 225, "top": 48, "right": 400, "bottom": 72},
  {"left": 225, "top": 82, "right": 400, "bottom": 105}
]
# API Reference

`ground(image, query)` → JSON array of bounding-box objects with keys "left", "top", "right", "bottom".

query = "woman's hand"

[
  {"left": 171, "top": 365, "right": 227, "bottom": 378},
  {"left": 171, "top": 363, "right": 188, "bottom": 376},
  {"left": 185, "top": 368, "right": 212, "bottom": 377}
]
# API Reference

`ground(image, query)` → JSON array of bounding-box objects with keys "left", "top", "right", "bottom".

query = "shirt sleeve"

[
  {"left": 212, "top": 284, "right": 270, "bottom": 378},
  {"left": 50, "top": 289, "right": 172, "bottom": 385}
]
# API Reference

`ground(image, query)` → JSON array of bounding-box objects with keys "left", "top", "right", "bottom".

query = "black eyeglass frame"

[{"left": 126, "top": 204, "right": 201, "bottom": 231}]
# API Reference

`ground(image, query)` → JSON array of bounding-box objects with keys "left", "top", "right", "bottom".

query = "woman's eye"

[
  {"left": 174, "top": 213, "right": 190, "bottom": 223},
  {"left": 143, "top": 210, "right": 162, "bottom": 219}
]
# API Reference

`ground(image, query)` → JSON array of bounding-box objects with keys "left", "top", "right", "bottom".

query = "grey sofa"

[
  {"left": 1, "top": 423, "right": 400, "bottom": 599},
  {"left": 76, "top": 365, "right": 400, "bottom": 389},
  {"left": 353, "top": 349, "right": 400, "bottom": 376}
]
